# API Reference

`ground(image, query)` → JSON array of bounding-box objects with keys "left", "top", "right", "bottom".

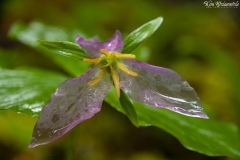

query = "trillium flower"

[{"left": 29, "top": 30, "right": 208, "bottom": 148}]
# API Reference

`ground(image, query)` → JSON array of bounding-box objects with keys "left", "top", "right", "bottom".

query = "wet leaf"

[
  {"left": 105, "top": 88, "right": 240, "bottom": 159},
  {"left": 0, "top": 67, "right": 67, "bottom": 117},
  {"left": 38, "top": 40, "right": 89, "bottom": 60},
  {"left": 123, "top": 17, "right": 163, "bottom": 53},
  {"left": 119, "top": 90, "right": 139, "bottom": 127}
]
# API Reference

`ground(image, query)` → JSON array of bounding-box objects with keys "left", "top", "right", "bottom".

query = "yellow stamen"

[
  {"left": 115, "top": 54, "right": 136, "bottom": 59},
  {"left": 117, "top": 63, "right": 138, "bottom": 76},
  {"left": 110, "top": 65, "right": 120, "bottom": 98},
  {"left": 88, "top": 69, "right": 105, "bottom": 86},
  {"left": 100, "top": 62, "right": 112, "bottom": 69},
  {"left": 83, "top": 58, "right": 101, "bottom": 64},
  {"left": 100, "top": 49, "right": 109, "bottom": 56},
  {"left": 83, "top": 48, "right": 138, "bottom": 98}
]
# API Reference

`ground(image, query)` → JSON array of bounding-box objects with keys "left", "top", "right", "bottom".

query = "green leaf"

[
  {"left": 0, "top": 67, "right": 67, "bottom": 117},
  {"left": 119, "top": 90, "right": 139, "bottom": 127},
  {"left": 8, "top": 21, "right": 89, "bottom": 76},
  {"left": 105, "top": 89, "right": 240, "bottom": 159},
  {"left": 37, "top": 40, "right": 89, "bottom": 60},
  {"left": 123, "top": 17, "right": 163, "bottom": 53},
  {"left": 8, "top": 21, "right": 83, "bottom": 44}
]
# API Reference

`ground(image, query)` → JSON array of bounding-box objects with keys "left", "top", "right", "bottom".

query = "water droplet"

[
  {"left": 52, "top": 130, "right": 57, "bottom": 133},
  {"left": 37, "top": 131, "right": 41, "bottom": 136},
  {"left": 181, "top": 81, "right": 194, "bottom": 91}
]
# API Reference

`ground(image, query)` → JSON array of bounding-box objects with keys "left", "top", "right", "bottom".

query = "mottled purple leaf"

[
  {"left": 76, "top": 30, "right": 124, "bottom": 58},
  {"left": 29, "top": 65, "right": 112, "bottom": 148},
  {"left": 119, "top": 59, "right": 208, "bottom": 119}
]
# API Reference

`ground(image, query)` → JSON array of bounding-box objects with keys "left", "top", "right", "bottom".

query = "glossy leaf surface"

[
  {"left": 123, "top": 17, "right": 163, "bottom": 53},
  {"left": 119, "top": 90, "right": 139, "bottom": 127},
  {"left": 119, "top": 59, "right": 207, "bottom": 118},
  {"left": 0, "top": 67, "right": 67, "bottom": 117},
  {"left": 29, "top": 65, "right": 112, "bottom": 148},
  {"left": 105, "top": 88, "right": 240, "bottom": 159},
  {"left": 38, "top": 40, "right": 88, "bottom": 60}
]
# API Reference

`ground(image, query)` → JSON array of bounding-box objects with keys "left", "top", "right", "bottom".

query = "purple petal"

[
  {"left": 119, "top": 59, "right": 208, "bottom": 119},
  {"left": 76, "top": 30, "right": 124, "bottom": 58},
  {"left": 29, "top": 65, "right": 112, "bottom": 148}
]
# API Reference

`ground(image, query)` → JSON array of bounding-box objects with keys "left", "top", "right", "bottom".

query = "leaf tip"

[{"left": 153, "top": 17, "right": 164, "bottom": 29}]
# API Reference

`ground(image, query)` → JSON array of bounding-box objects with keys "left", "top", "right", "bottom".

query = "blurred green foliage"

[{"left": 0, "top": 0, "right": 240, "bottom": 160}]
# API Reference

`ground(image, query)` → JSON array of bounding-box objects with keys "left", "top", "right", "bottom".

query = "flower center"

[{"left": 83, "top": 49, "right": 137, "bottom": 98}]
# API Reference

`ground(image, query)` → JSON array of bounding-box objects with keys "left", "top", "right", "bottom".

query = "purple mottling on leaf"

[
  {"left": 76, "top": 30, "right": 124, "bottom": 58},
  {"left": 29, "top": 65, "right": 112, "bottom": 148},
  {"left": 119, "top": 59, "right": 208, "bottom": 119}
]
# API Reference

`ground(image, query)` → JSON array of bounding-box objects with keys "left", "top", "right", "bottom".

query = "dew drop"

[
  {"left": 52, "top": 130, "right": 57, "bottom": 134},
  {"left": 37, "top": 131, "right": 41, "bottom": 136},
  {"left": 181, "top": 82, "right": 194, "bottom": 91}
]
